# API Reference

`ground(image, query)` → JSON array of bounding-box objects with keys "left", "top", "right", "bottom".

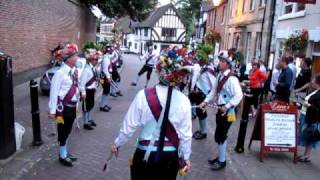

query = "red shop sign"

[
  {"left": 249, "top": 101, "right": 298, "bottom": 163},
  {"left": 284, "top": 0, "right": 316, "bottom": 4}
]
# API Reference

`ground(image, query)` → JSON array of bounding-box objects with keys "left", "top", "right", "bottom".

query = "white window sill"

[{"left": 278, "top": 10, "right": 306, "bottom": 21}]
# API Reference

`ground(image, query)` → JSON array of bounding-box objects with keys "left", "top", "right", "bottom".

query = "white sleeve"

[
  {"left": 79, "top": 68, "right": 89, "bottom": 95},
  {"left": 204, "top": 75, "right": 218, "bottom": 103},
  {"left": 48, "top": 71, "right": 63, "bottom": 114},
  {"left": 177, "top": 99, "right": 192, "bottom": 160},
  {"left": 114, "top": 91, "right": 144, "bottom": 147},
  {"left": 225, "top": 77, "right": 243, "bottom": 109},
  {"left": 102, "top": 56, "right": 111, "bottom": 79}
]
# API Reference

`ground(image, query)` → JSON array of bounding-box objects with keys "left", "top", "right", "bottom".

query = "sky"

[{"left": 91, "top": 0, "right": 176, "bottom": 18}]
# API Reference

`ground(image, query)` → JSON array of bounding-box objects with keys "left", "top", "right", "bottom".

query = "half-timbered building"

[{"left": 117, "top": 3, "right": 186, "bottom": 55}]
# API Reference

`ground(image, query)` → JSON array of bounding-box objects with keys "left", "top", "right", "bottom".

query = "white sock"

[{"left": 218, "top": 141, "right": 227, "bottom": 162}]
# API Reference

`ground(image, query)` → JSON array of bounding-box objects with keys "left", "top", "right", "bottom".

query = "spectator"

[
  {"left": 294, "top": 57, "right": 312, "bottom": 91},
  {"left": 269, "top": 63, "right": 281, "bottom": 97},
  {"left": 275, "top": 56, "right": 293, "bottom": 102},
  {"left": 297, "top": 74, "right": 320, "bottom": 162},
  {"left": 287, "top": 56, "right": 297, "bottom": 90},
  {"left": 258, "top": 60, "right": 267, "bottom": 73}
]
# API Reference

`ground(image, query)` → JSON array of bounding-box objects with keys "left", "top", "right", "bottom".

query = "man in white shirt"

[
  {"left": 200, "top": 50, "right": 243, "bottom": 170},
  {"left": 109, "top": 45, "right": 123, "bottom": 97},
  {"left": 131, "top": 46, "right": 158, "bottom": 88},
  {"left": 111, "top": 56, "right": 192, "bottom": 179},
  {"left": 287, "top": 56, "right": 297, "bottom": 90},
  {"left": 99, "top": 46, "right": 113, "bottom": 112},
  {"left": 48, "top": 43, "right": 80, "bottom": 167},
  {"left": 79, "top": 49, "right": 101, "bottom": 130},
  {"left": 183, "top": 61, "right": 216, "bottom": 140}
]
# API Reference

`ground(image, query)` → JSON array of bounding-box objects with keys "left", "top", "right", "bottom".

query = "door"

[{"left": 312, "top": 56, "right": 320, "bottom": 75}]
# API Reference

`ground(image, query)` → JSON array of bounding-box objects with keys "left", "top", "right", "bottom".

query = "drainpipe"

[{"left": 266, "top": 0, "right": 277, "bottom": 67}]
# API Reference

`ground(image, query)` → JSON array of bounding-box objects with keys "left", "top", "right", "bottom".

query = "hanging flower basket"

[
  {"left": 284, "top": 29, "right": 308, "bottom": 56},
  {"left": 204, "top": 28, "right": 221, "bottom": 45}
]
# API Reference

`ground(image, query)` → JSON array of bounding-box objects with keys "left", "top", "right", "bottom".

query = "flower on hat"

[
  {"left": 54, "top": 43, "right": 79, "bottom": 61},
  {"left": 155, "top": 55, "right": 188, "bottom": 86},
  {"left": 85, "top": 48, "right": 102, "bottom": 61}
]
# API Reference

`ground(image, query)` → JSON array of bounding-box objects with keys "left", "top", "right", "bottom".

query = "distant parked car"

[
  {"left": 120, "top": 47, "right": 130, "bottom": 54},
  {"left": 40, "top": 57, "right": 87, "bottom": 95}
]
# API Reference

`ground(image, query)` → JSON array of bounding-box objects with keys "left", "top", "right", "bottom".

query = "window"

[
  {"left": 134, "top": 43, "right": 137, "bottom": 49},
  {"left": 255, "top": 32, "right": 262, "bottom": 58},
  {"left": 135, "top": 28, "right": 138, "bottom": 35},
  {"left": 221, "top": 6, "right": 226, "bottom": 24},
  {"left": 250, "top": 0, "right": 256, "bottom": 11},
  {"left": 129, "top": 42, "right": 132, "bottom": 48},
  {"left": 245, "top": 32, "right": 252, "bottom": 63},
  {"left": 297, "top": 3, "right": 306, "bottom": 11},
  {"left": 314, "top": 42, "right": 320, "bottom": 53},
  {"left": 283, "top": 3, "right": 305, "bottom": 15},
  {"left": 233, "top": 33, "right": 240, "bottom": 49},
  {"left": 144, "top": 28, "right": 148, "bottom": 37},
  {"left": 161, "top": 28, "right": 177, "bottom": 37},
  {"left": 259, "top": 0, "right": 265, "bottom": 7},
  {"left": 242, "top": 0, "right": 246, "bottom": 13}
]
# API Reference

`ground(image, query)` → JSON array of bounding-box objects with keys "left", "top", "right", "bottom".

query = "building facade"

[
  {"left": 273, "top": 0, "right": 320, "bottom": 74},
  {"left": 226, "top": 0, "right": 273, "bottom": 65},
  {"left": 118, "top": 3, "right": 186, "bottom": 55},
  {"left": 0, "top": 0, "right": 97, "bottom": 85}
]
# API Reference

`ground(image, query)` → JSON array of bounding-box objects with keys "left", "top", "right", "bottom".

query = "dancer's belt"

[{"left": 137, "top": 140, "right": 176, "bottom": 152}]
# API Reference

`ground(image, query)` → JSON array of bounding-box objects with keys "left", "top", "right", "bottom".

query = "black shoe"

[
  {"left": 131, "top": 82, "right": 137, "bottom": 86},
  {"left": 234, "top": 146, "right": 244, "bottom": 153},
  {"left": 59, "top": 157, "right": 73, "bottom": 167},
  {"left": 116, "top": 91, "right": 123, "bottom": 96},
  {"left": 109, "top": 93, "right": 118, "bottom": 97},
  {"left": 100, "top": 106, "right": 110, "bottom": 112},
  {"left": 89, "top": 120, "right": 97, "bottom": 127},
  {"left": 194, "top": 133, "right": 207, "bottom": 140},
  {"left": 208, "top": 157, "right": 219, "bottom": 165},
  {"left": 83, "top": 124, "right": 94, "bottom": 130},
  {"left": 192, "top": 130, "right": 201, "bottom": 138},
  {"left": 67, "top": 153, "right": 77, "bottom": 162},
  {"left": 211, "top": 161, "right": 226, "bottom": 171},
  {"left": 105, "top": 105, "right": 112, "bottom": 110}
]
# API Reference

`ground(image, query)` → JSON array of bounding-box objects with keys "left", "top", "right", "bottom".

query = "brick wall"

[{"left": 0, "top": 0, "right": 96, "bottom": 85}]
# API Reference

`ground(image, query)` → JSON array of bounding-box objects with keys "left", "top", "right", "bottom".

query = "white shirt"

[
  {"left": 48, "top": 64, "right": 80, "bottom": 114},
  {"left": 184, "top": 64, "right": 216, "bottom": 95},
  {"left": 270, "top": 69, "right": 280, "bottom": 92},
  {"left": 114, "top": 85, "right": 192, "bottom": 160},
  {"left": 142, "top": 51, "right": 158, "bottom": 66},
  {"left": 260, "top": 65, "right": 267, "bottom": 73},
  {"left": 204, "top": 69, "right": 243, "bottom": 109},
  {"left": 111, "top": 50, "right": 119, "bottom": 63},
  {"left": 79, "top": 63, "right": 98, "bottom": 94},
  {"left": 288, "top": 63, "right": 297, "bottom": 90},
  {"left": 101, "top": 54, "right": 111, "bottom": 78}
]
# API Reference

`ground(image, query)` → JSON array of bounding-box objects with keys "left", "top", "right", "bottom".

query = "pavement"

[{"left": 1, "top": 54, "right": 320, "bottom": 180}]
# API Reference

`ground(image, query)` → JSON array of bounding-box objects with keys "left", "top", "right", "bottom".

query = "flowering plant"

[
  {"left": 54, "top": 43, "right": 79, "bottom": 61},
  {"left": 84, "top": 48, "right": 102, "bottom": 61},
  {"left": 155, "top": 56, "right": 188, "bottom": 86},
  {"left": 284, "top": 29, "right": 308, "bottom": 55}
]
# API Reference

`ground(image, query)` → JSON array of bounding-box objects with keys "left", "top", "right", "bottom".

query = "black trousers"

[
  {"left": 138, "top": 65, "right": 153, "bottom": 80},
  {"left": 215, "top": 110, "right": 232, "bottom": 144},
  {"left": 112, "top": 66, "right": 121, "bottom": 82},
  {"left": 188, "top": 91, "right": 207, "bottom": 120},
  {"left": 57, "top": 106, "right": 76, "bottom": 146},
  {"left": 102, "top": 81, "right": 110, "bottom": 95},
  {"left": 82, "top": 89, "right": 95, "bottom": 112},
  {"left": 130, "top": 149, "right": 179, "bottom": 180}
]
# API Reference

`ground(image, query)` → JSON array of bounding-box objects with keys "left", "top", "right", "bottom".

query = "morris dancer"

[
  {"left": 111, "top": 56, "right": 192, "bottom": 179},
  {"left": 48, "top": 43, "right": 80, "bottom": 167},
  {"left": 79, "top": 48, "right": 101, "bottom": 130},
  {"left": 200, "top": 50, "right": 243, "bottom": 170},
  {"left": 99, "top": 45, "right": 113, "bottom": 112},
  {"left": 131, "top": 46, "right": 158, "bottom": 88},
  {"left": 110, "top": 45, "right": 123, "bottom": 97}
]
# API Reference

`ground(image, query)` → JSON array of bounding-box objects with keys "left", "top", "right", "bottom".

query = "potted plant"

[{"left": 284, "top": 29, "right": 308, "bottom": 57}]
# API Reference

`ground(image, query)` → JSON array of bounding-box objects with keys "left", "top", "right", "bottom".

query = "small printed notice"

[{"left": 264, "top": 113, "right": 296, "bottom": 147}]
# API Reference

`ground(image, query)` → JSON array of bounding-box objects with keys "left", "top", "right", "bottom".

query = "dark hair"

[
  {"left": 280, "top": 56, "right": 290, "bottom": 65},
  {"left": 315, "top": 74, "right": 320, "bottom": 85},
  {"left": 304, "top": 57, "right": 312, "bottom": 67},
  {"left": 287, "top": 56, "right": 294, "bottom": 63}
]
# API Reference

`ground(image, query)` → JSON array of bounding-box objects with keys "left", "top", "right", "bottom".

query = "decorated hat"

[
  {"left": 155, "top": 55, "right": 188, "bottom": 86},
  {"left": 84, "top": 48, "right": 102, "bottom": 61},
  {"left": 55, "top": 43, "right": 79, "bottom": 62},
  {"left": 218, "top": 50, "right": 233, "bottom": 64}
]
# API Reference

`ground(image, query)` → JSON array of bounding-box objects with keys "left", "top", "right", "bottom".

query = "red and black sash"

[
  {"left": 85, "top": 66, "right": 97, "bottom": 88},
  {"left": 201, "top": 67, "right": 215, "bottom": 77},
  {"left": 144, "top": 88, "right": 179, "bottom": 150},
  {"left": 216, "top": 71, "right": 232, "bottom": 95}
]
